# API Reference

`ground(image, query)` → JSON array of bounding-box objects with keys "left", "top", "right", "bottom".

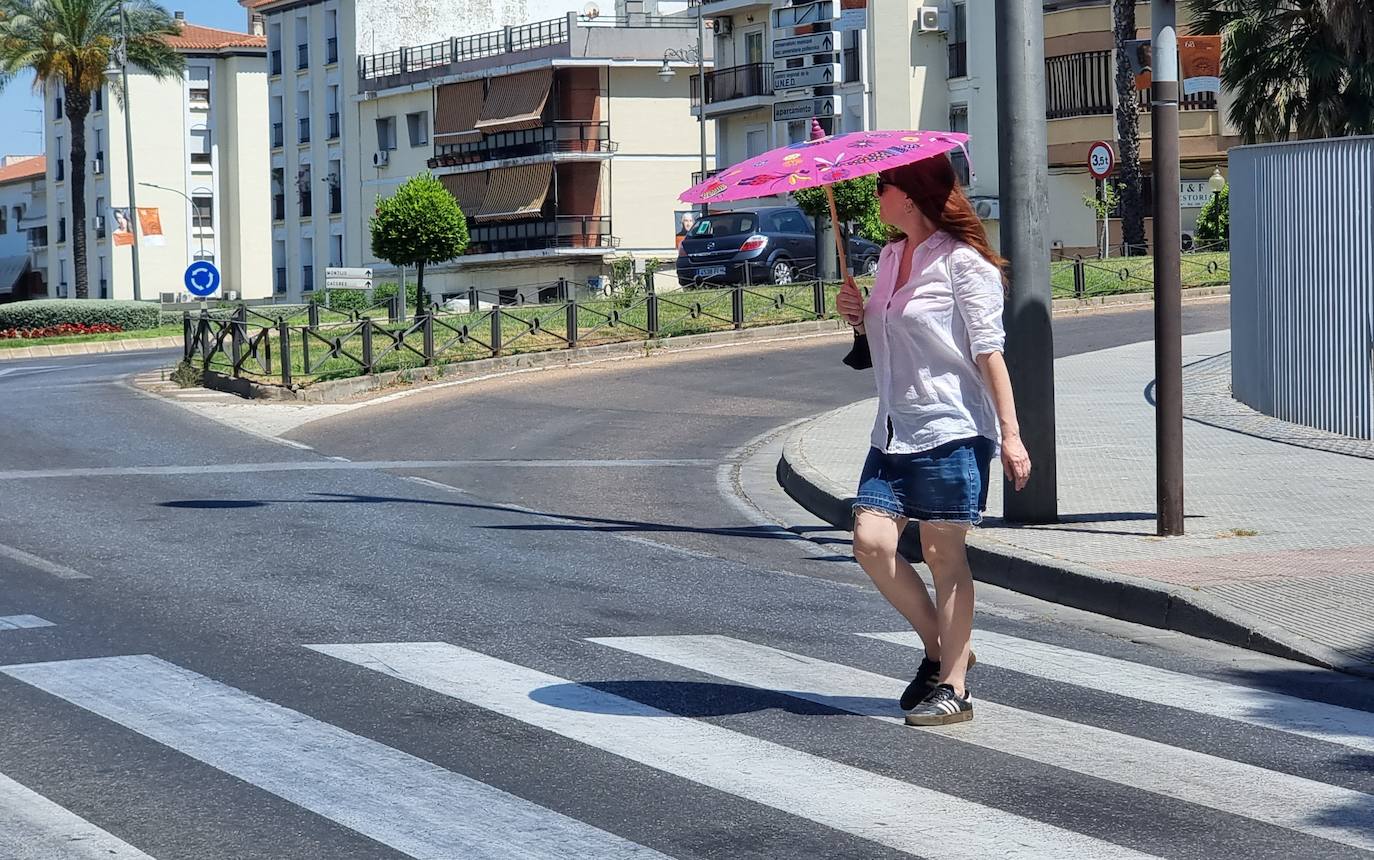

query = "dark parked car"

[{"left": 676, "top": 206, "right": 881, "bottom": 287}]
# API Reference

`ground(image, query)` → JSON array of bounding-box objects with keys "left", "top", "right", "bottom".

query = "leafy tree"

[
  {"left": 793, "top": 175, "right": 885, "bottom": 270},
  {"left": 370, "top": 174, "right": 468, "bottom": 317},
  {"left": 1113, "top": 0, "right": 1148, "bottom": 254},
  {"left": 0, "top": 0, "right": 183, "bottom": 298},
  {"left": 1194, "top": 185, "right": 1230, "bottom": 250}
]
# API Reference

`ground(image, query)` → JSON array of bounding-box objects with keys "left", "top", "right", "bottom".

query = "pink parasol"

[{"left": 680, "top": 122, "right": 969, "bottom": 280}]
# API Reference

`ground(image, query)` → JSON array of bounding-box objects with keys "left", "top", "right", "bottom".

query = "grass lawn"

[
  {"left": 1049, "top": 251, "right": 1229, "bottom": 299},
  {"left": 0, "top": 324, "right": 185, "bottom": 350}
]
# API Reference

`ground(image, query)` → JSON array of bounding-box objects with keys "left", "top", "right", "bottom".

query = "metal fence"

[
  {"left": 1230, "top": 135, "right": 1374, "bottom": 439},
  {"left": 183, "top": 275, "right": 842, "bottom": 387}
]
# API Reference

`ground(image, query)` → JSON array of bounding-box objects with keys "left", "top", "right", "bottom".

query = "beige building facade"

[{"left": 41, "top": 18, "right": 272, "bottom": 302}]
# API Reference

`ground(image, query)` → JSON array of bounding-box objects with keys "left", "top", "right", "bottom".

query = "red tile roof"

[
  {"left": 166, "top": 22, "right": 267, "bottom": 51},
  {"left": 238, "top": 0, "right": 276, "bottom": 10},
  {"left": 0, "top": 157, "right": 46, "bottom": 186}
]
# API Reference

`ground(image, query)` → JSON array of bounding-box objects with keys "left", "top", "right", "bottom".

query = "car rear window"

[{"left": 691, "top": 213, "right": 757, "bottom": 237}]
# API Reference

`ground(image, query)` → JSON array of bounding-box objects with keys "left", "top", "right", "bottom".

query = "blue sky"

[{"left": 0, "top": 0, "right": 250, "bottom": 159}]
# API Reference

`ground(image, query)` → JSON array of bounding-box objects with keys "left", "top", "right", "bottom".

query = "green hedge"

[{"left": 0, "top": 300, "right": 160, "bottom": 331}]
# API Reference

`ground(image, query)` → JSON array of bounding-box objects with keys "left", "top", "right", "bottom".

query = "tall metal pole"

[
  {"left": 695, "top": 1, "right": 708, "bottom": 216},
  {"left": 996, "top": 0, "right": 1058, "bottom": 523},
  {"left": 118, "top": 0, "right": 143, "bottom": 301},
  {"left": 1152, "top": 0, "right": 1184, "bottom": 535}
]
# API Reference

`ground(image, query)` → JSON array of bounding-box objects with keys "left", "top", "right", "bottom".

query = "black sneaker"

[
  {"left": 898, "top": 651, "right": 977, "bottom": 711},
  {"left": 905, "top": 684, "right": 973, "bottom": 726}
]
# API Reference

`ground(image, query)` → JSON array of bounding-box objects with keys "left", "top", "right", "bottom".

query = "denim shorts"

[{"left": 852, "top": 437, "right": 995, "bottom": 524}]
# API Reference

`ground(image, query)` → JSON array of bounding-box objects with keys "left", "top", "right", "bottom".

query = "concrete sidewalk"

[{"left": 779, "top": 330, "right": 1374, "bottom": 677}]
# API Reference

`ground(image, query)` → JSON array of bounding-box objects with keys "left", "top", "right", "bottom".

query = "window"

[
  {"left": 273, "top": 239, "right": 287, "bottom": 294},
  {"left": 770, "top": 210, "right": 810, "bottom": 234},
  {"left": 189, "top": 66, "right": 210, "bottom": 106},
  {"left": 93, "top": 87, "right": 103, "bottom": 112},
  {"left": 93, "top": 130, "right": 104, "bottom": 174},
  {"left": 271, "top": 96, "right": 284, "bottom": 147},
  {"left": 949, "top": 104, "right": 970, "bottom": 185},
  {"left": 297, "top": 90, "right": 311, "bottom": 143},
  {"left": 327, "top": 160, "right": 342, "bottom": 214},
  {"left": 0, "top": 207, "right": 6, "bottom": 235},
  {"left": 842, "top": 28, "right": 862, "bottom": 84},
  {"left": 54, "top": 96, "right": 62, "bottom": 118},
  {"left": 326, "top": 10, "right": 339, "bottom": 64},
  {"left": 327, "top": 85, "right": 341, "bottom": 139},
  {"left": 58, "top": 217, "right": 67, "bottom": 243},
  {"left": 296, "top": 16, "right": 309, "bottom": 69},
  {"left": 744, "top": 31, "right": 764, "bottom": 65},
  {"left": 329, "top": 234, "right": 343, "bottom": 268},
  {"left": 55, "top": 136, "right": 64, "bottom": 181},
  {"left": 98, "top": 257, "right": 107, "bottom": 298},
  {"left": 745, "top": 128, "right": 767, "bottom": 159},
  {"left": 301, "top": 237, "right": 314, "bottom": 291},
  {"left": 190, "top": 128, "right": 212, "bottom": 164},
  {"left": 1045, "top": 51, "right": 1112, "bottom": 119},
  {"left": 272, "top": 168, "right": 285, "bottom": 220},
  {"left": 190, "top": 87, "right": 210, "bottom": 107},
  {"left": 407, "top": 112, "right": 429, "bottom": 146},
  {"left": 376, "top": 116, "right": 397, "bottom": 151},
  {"left": 193, "top": 195, "right": 213, "bottom": 228},
  {"left": 948, "top": 3, "right": 968, "bottom": 78},
  {"left": 298, "top": 165, "right": 312, "bottom": 217},
  {"left": 95, "top": 196, "right": 106, "bottom": 237}
]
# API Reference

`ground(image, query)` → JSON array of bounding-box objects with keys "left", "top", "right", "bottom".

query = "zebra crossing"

[{"left": 2, "top": 624, "right": 1373, "bottom": 859}]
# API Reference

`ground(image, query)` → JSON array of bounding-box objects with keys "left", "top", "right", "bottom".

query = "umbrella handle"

[{"left": 825, "top": 185, "right": 850, "bottom": 281}]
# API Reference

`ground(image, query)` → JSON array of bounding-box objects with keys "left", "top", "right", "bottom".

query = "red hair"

[{"left": 879, "top": 157, "right": 1007, "bottom": 279}]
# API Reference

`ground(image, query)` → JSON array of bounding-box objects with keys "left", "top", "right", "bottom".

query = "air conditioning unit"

[
  {"left": 918, "top": 5, "right": 946, "bottom": 32},
  {"left": 372, "top": 150, "right": 390, "bottom": 166},
  {"left": 91, "top": 157, "right": 104, "bottom": 175},
  {"left": 93, "top": 215, "right": 105, "bottom": 231},
  {"left": 712, "top": 17, "right": 732, "bottom": 38},
  {"left": 973, "top": 197, "right": 1000, "bottom": 220}
]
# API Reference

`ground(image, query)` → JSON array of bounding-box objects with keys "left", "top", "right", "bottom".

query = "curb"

[
  {"left": 778, "top": 407, "right": 1373, "bottom": 678},
  {"left": 203, "top": 319, "right": 852, "bottom": 404},
  {"left": 1051, "top": 284, "right": 1229, "bottom": 315},
  {"left": 0, "top": 335, "right": 181, "bottom": 361}
]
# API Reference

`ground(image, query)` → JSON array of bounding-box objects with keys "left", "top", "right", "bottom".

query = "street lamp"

[
  {"left": 105, "top": 0, "right": 142, "bottom": 301},
  {"left": 658, "top": 1, "right": 708, "bottom": 214},
  {"left": 139, "top": 181, "right": 212, "bottom": 262},
  {"left": 1207, "top": 167, "right": 1227, "bottom": 195}
]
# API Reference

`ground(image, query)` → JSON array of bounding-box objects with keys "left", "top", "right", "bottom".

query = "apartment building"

[
  {"left": 42, "top": 15, "right": 272, "bottom": 301},
  {"left": 0, "top": 156, "right": 47, "bottom": 303},
  {"left": 1042, "top": 0, "right": 1237, "bottom": 254},
  {"left": 696, "top": 0, "right": 1002, "bottom": 244}
]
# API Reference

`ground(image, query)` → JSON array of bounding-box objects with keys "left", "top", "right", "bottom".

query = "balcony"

[
  {"left": 297, "top": 43, "right": 309, "bottom": 70},
  {"left": 272, "top": 122, "right": 284, "bottom": 148},
  {"left": 326, "top": 36, "right": 338, "bottom": 65},
  {"left": 328, "top": 112, "right": 340, "bottom": 139},
  {"left": 699, "top": 0, "right": 771, "bottom": 13},
  {"left": 429, "top": 122, "right": 616, "bottom": 169},
  {"left": 298, "top": 117, "right": 311, "bottom": 144},
  {"left": 467, "top": 215, "right": 617, "bottom": 256},
  {"left": 691, "top": 63, "right": 772, "bottom": 117},
  {"left": 270, "top": 49, "right": 282, "bottom": 75}
]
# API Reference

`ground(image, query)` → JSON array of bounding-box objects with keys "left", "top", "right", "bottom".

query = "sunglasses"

[{"left": 876, "top": 177, "right": 891, "bottom": 194}]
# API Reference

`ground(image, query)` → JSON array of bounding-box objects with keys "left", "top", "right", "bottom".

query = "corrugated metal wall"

[{"left": 1231, "top": 136, "right": 1374, "bottom": 440}]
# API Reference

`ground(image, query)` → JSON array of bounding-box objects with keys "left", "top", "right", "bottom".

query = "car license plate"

[{"left": 697, "top": 266, "right": 726, "bottom": 278}]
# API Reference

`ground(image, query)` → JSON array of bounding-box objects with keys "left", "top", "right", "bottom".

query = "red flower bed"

[{"left": 0, "top": 322, "right": 124, "bottom": 340}]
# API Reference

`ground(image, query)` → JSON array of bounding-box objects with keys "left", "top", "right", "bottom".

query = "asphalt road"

[{"left": 5, "top": 300, "right": 1374, "bottom": 860}]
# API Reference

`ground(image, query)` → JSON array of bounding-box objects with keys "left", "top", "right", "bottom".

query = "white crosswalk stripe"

[
  {"left": 592, "top": 633, "right": 1374, "bottom": 852},
  {"left": 0, "top": 772, "right": 155, "bottom": 860},
  {"left": 0, "top": 655, "right": 668, "bottom": 860},
  {"left": 865, "top": 630, "right": 1374, "bottom": 753},
  {"left": 310, "top": 640, "right": 1162, "bottom": 860},
  {"left": 0, "top": 615, "right": 54, "bottom": 631}
]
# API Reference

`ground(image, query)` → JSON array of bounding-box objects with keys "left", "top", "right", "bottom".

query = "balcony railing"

[
  {"left": 328, "top": 112, "right": 340, "bottom": 139},
  {"left": 691, "top": 63, "right": 772, "bottom": 108},
  {"left": 297, "top": 43, "right": 309, "bottom": 70},
  {"left": 272, "top": 122, "right": 284, "bottom": 147},
  {"left": 299, "top": 191, "right": 312, "bottom": 218},
  {"left": 302, "top": 265, "right": 314, "bottom": 291},
  {"left": 1045, "top": 50, "right": 1112, "bottom": 119},
  {"left": 275, "top": 266, "right": 287, "bottom": 294},
  {"left": 430, "top": 121, "right": 616, "bottom": 168},
  {"left": 359, "top": 18, "right": 570, "bottom": 80},
  {"left": 468, "top": 216, "right": 617, "bottom": 255},
  {"left": 326, "top": 36, "right": 338, "bottom": 64},
  {"left": 948, "top": 41, "right": 968, "bottom": 79},
  {"left": 299, "top": 116, "right": 311, "bottom": 144},
  {"left": 1136, "top": 87, "right": 1217, "bottom": 112},
  {"left": 329, "top": 186, "right": 341, "bottom": 215},
  {"left": 270, "top": 49, "right": 282, "bottom": 75},
  {"left": 55, "top": 159, "right": 64, "bottom": 182},
  {"left": 273, "top": 193, "right": 285, "bottom": 221}
]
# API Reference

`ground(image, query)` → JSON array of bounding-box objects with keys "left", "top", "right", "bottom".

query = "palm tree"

[
  {"left": 0, "top": 0, "right": 182, "bottom": 299},
  {"left": 1188, "top": 0, "right": 1374, "bottom": 143},
  {"left": 1113, "top": 0, "right": 1147, "bottom": 255},
  {"left": 1324, "top": 0, "right": 1374, "bottom": 55}
]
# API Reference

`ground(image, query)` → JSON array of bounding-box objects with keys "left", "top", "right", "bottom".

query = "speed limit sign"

[{"left": 1088, "top": 140, "right": 1116, "bottom": 179}]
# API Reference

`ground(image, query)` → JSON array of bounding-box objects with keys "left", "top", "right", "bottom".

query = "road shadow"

[{"left": 529, "top": 679, "right": 895, "bottom": 720}]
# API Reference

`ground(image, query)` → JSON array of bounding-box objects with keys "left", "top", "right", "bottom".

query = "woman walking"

[{"left": 836, "top": 156, "right": 1031, "bottom": 727}]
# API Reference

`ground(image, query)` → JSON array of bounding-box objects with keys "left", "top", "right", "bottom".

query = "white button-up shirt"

[{"left": 863, "top": 231, "right": 1006, "bottom": 454}]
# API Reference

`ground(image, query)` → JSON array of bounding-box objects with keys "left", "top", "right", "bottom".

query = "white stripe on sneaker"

[
  {"left": 0, "top": 772, "right": 155, "bottom": 859},
  {"left": 0, "top": 655, "right": 668, "bottom": 860},
  {"left": 310, "top": 641, "right": 1160, "bottom": 860},
  {"left": 865, "top": 630, "right": 1374, "bottom": 754},
  {"left": 590, "top": 634, "right": 1374, "bottom": 852}
]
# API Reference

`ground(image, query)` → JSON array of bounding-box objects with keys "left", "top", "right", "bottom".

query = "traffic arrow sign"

[
  {"left": 773, "top": 33, "right": 835, "bottom": 60},
  {"left": 773, "top": 96, "right": 840, "bottom": 123},
  {"left": 773, "top": 63, "right": 839, "bottom": 91}
]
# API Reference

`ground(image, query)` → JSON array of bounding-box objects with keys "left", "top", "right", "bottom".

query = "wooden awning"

[
  {"left": 474, "top": 69, "right": 552, "bottom": 134},
  {"left": 434, "top": 80, "right": 484, "bottom": 144},
  {"left": 474, "top": 163, "right": 552, "bottom": 222},
  {"left": 440, "top": 172, "right": 488, "bottom": 216}
]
